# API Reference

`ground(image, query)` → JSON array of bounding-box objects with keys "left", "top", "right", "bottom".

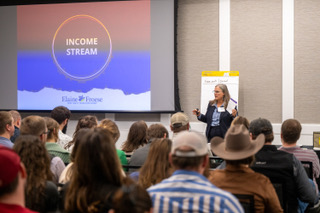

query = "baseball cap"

[
  {"left": 171, "top": 131, "right": 208, "bottom": 157},
  {"left": 249, "top": 118, "right": 273, "bottom": 136},
  {"left": 170, "top": 112, "right": 189, "bottom": 128},
  {"left": 0, "top": 146, "right": 21, "bottom": 188}
]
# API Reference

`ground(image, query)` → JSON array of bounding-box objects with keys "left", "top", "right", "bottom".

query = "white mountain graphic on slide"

[{"left": 18, "top": 87, "right": 150, "bottom": 111}]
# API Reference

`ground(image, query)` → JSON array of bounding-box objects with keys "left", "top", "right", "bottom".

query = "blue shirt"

[
  {"left": 129, "top": 171, "right": 140, "bottom": 182},
  {"left": 0, "top": 136, "right": 14, "bottom": 148},
  {"left": 148, "top": 170, "right": 244, "bottom": 213},
  {"left": 211, "top": 104, "right": 223, "bottom": 126}
]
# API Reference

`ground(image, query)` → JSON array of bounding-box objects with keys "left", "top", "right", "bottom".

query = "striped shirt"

[
  {"left": 278, "top": 145, "right": 320, "bottom": 193},
  {"left": 148, "top": 170, "right": 244, "bottom": 213}
]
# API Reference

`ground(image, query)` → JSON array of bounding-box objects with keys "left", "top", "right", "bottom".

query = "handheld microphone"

[{"left": 195, "top": 108, "right": 200, "bottom": 116}]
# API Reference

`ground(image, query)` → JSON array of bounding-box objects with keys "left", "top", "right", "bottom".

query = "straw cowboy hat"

[{"left": 210, "top": 124, "right": 265, "bottom": 160}]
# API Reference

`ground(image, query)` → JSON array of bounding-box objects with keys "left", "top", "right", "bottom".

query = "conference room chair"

[
  {"left": 301, "top": 161, "right": 313, "bottom": 179},
  {"left": 122, "top": 165, "right": 141, "bottom": 175},
  {"left": 270, "top": 179, "right": 288, "bottom": 213},
  {"left": 209, "top": 156, "right": 223, "bottom": 169}
]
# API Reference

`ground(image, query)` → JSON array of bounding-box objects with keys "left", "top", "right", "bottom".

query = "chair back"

[
  {"left": 125, "top": 153, "right": 132, "bottom": 162},
  {"left": 233, "top": 194, "right": 255, "bottom": 213},
  {"left": 270, "top": 179, "right": 288, "bottom": 213},
  {"left": 122, "top": 165, "right": 141, "bottom": 175},
  {"left": 301, "top": 161, "right": 313, "bottom": 179},
  {"left": 209, "top": 156, "right": 223, "bottom": 169}
]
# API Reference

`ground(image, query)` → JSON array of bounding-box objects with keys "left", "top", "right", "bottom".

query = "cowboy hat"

[{"left": 210, "top": 124, "right": 265, "bottom": 160}]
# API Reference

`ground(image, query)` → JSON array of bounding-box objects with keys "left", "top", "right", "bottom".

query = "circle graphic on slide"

[{"left": 52, "top": 15, "right": 112, "bottom": 81}]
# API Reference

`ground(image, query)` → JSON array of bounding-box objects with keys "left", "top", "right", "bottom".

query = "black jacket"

[
  {"left": 198, "top": 103, "right": 233, "bottom": 140},
  {"left": 252, "top": 145, "right": 317, "bottom": 213}
]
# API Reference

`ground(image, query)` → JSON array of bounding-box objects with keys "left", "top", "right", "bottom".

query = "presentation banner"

[{"left": 200, "top": 71, "right": 239, "bottom": 113}]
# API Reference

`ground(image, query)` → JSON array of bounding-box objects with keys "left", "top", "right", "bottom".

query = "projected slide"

[{"left": 17, "top": 1, "right": 151, "bottom": 110}]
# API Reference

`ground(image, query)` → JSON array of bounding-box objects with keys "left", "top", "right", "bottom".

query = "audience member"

[
  {"left": 169, "top": 113, "right": 211, "bottom": 160},
  {"left": 64, "top": 115, "right": 98, "bottom": 151},
  {"left": 121, "top": 120, "right": 148, "bottom": 155},
  {"left": 0, "top": 111, "right": 15, "bottom": 148},
  {"left": 250, "top": 118, "right": 318, "bottom": 213},
  {"left": 148, "top": 131, "right": 244, "bottom": 212},
  {"left": 231, "top": 115, "right": 250, "bottom": 129},
  {"left": 72, "top": 115, "right": 98, "bottom": 137},
  {"left": 129, "top": 123, "right": 168, "bottom": 167},
  {"left": 59, "top": 129, "right": 90, "bottom": 185},
  {"left": 20, "top": 115, "right": 47, "bottom": 141},
  {"left": 20, "top": 115, "right": 65, "bottom": 184},
  {"left": 13, "top": 135, "right": 59, "bottom": 213},
  {"left": 136, "top": 138, "right": 173, "bottom": 188},
  {"left": 8, "top": 110, "right": 21, "bottom": 143},
  {"left": 170, "top": 112, "right": 189, "bottom": 139},
  {"left": 109, "top": 179, "right": 152, "bottom": 213},
  {"left": 0, "top": 146, "right": 37, "bottom": 213},
  {"left": 209, "top": 124, "right": 283, "bottom": 213},
  {"left": 44, "top": 117, "right": 70, "bottom": 165},
  {"left": 63, "top": 128, "right": 125, "bottom": 213},
  {"left": 279, "top": 119, "right": 320, "bottom": 193},
  {"left": 98, "top": 119, "right": 128, "bottom": 168},
  {"left": 215, "top": 116, "right": 250, "bottom": 167},
  {"left": 50, "top": 106, "right": 72, "bottom": 149}
]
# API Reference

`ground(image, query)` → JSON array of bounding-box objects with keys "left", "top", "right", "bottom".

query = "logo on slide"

[
  {"left": 52, "top": 15, "right": 112, "bottom": 81},
  {"left": 62, "top": 95, "right": 103, "bottom": 104},
  {"left": 78, "top": 95, "right": 85, "bottom": 102}
]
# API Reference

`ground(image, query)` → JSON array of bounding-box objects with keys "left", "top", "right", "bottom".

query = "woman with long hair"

[
  {"left": 13, "top": 135, "right": 59, "bottom": 213},
  {"left": 121, "top": 120, "right": 148, "bottom": 155},
  {"left": 59, "top": 128, "right": 90, "bottom": 184},
  {"left": 137, "top": 138, "right": 173, "bottom": 189},
  {"left": 192, "top": 83, "right": 237, "bottom": 141},
  {"left": 44, "top": 117, "right": 70, "bottom": 165},
  {"left": 64, "top": 128, "right": 125, "bottom": 213},
  {"left": 98, "top": 119, "right": 128, "bottom": 168},
  {"left": 43, "top": 117, "right": 68, "bottom": 184}
]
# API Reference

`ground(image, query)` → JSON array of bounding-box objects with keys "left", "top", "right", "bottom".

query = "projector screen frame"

[{"left": 0, "top": 0, "right": 181, "bottom": 114}]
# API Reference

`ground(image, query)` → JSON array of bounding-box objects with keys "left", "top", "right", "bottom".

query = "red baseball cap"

[{"left": 0, "top": 145, "right": 21, "bottom": 188}]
